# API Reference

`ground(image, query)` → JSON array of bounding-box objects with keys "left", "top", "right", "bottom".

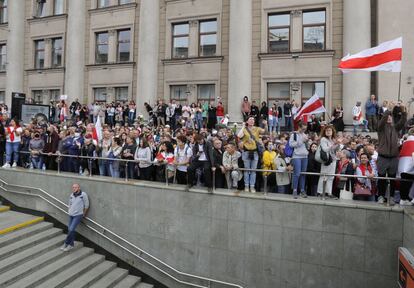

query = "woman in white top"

[
  {"left": 3, "top": 119, "right": 22, "bottom": 168},
  {"left": 317, "top": 125, "right": 341, "bottom": 198},
  {"left": 134, "top": 137, "right": 153, "bottom": 181}
]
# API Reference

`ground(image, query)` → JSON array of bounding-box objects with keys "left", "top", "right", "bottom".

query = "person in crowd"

[
  {"left": 134, "top": 137, "right": 153, "bottom": 181},
  {"left": 354, "top": 153, "right": 376, "bottom": 201},
  {"left": 187, "top": 134, "right": 213, "bottom": 191},
  {"left": 378, "top": 100, "right": 388, "bottom": 121},
  {"left": 241, "top": 96, "right": 251, "bottom": 122},
  {"left": 333, "top": 149, "right": 355, "bottom": 198},
  {"left": 98, "top": 131, "right": 112, "bottom": 177},
  {"left": 259, "top": 102, "right": 268, "bottom": 129},
  {"left": 250, "top": 100, "right": 260, "bottom": 126},
  {"left": 283, "top": 100, "right": 293, "bottom": 132},
  {"left": 262, "top": 141, "right": 276, "bottom": 192},
  {"left": 121, "top": 136, "right": 137, "bottom": 179},
  {"left": 61, "top": 183, "right": 89, "bottom": 252},
  {"left": 79, "top": 134, "right": 96, "bottom": 176},
  {"left": 331, "top": 105, "right": 344, "bottom": 132},
  {"left": 317, "top": 125, "right": 340, "bottom": 198},
  {"left": 237, "top": 116, "right": 266, "bottom": 193},
  {"left": 352, "top": 101, "right": 369, "bottom": 135},
  {"left": 29, "top": 131, "right": 45, "bottom": 169},
  {"left": 366, "top": 94, "right": 379, "bottom": 132},
  {"left": 108, "top": 137, "right": 123, "bottom": 178},
  {"left": 211, "top": 138, "right": 225, "bottom": 188},
  {"left": 222, "top": 142, "right": 242, "bottom": 189},
  {"left": 307, "top": 115, "right": 321, "bottom": 134},
  {"left": 268, "top": 103, "right": 278, "bottom": 135},
  {"left": 274, "top": 143, "right": 292, "bottom": 193},
  {"left": 377, "top": 102, "right": 407, "bottom": 204},
  {"left": 216, "top": 101, "right": 225, "bottom": 124},
  {"left": 174, "top": 135, "right": 192, "bottom": 185},
  {"left": 207, "top": 103, "right": 217, "bottom": 130},
  {"left": 2, "top": 119, "right": 22, "bottom": 168},
  {"left": 290, "top": 121, "right": 309, "bottom": 198},
  {"left": 306, "top": 143, "right": 321, "bottom": 196},
  {"left": 0, "top": 113, "right": 5, "bottom": 167}
]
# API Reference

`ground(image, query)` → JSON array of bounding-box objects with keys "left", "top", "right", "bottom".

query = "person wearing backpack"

[
  {"left": 317, "top": 125, "right": 341, "bottom": 198},
  {"left": 289, "top": 121, "right": 309, "bottom": 199}
]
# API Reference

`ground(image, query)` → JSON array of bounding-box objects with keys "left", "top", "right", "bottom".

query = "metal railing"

[{"left": 0, "top": 177, "right": 243, "bottom": 288}]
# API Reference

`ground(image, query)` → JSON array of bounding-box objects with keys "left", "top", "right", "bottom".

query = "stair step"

[
  {"left": 63, "top": 260, "right": 117, "bottom": 288},
  {"left": 0, "top": 227, "right": 62, "bottom": 260},
  {"left": 89, "top": 267, "right": 129, "bottom": 288},
  {"left": 137, "top": 283, "right": 154, "bottom": 288},
  {"left": 0, "top": 206, "right": 10, "bottom": 213},
  {"left": 0, "top": 241, "right": 83, "bottom": 286},
  {"left": 39, "top": 253, "right": 106, "bottom": 288},
  {"left": 7, "top": 247, "right": 94, "bottom": 288},
  {"left": 113, "top": 275, "right": 142, "bottom": 288},
  {"left": 0, "top": 210, "right": 43, "bottom": 233},
  {"left": 0, "top": 221, "right": 53, "bottom": 248},
  {"left": 0, "top": 234, "right": 66, "bottom": 274}
]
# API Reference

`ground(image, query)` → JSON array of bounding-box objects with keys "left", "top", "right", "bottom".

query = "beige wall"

[{"left": 377, "top": 0, "right": 414, "bottom": 109}]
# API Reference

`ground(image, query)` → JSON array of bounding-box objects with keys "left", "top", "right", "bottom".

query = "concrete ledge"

[{"left": 0, "top": 217, "right": 44, "bottom": 235}]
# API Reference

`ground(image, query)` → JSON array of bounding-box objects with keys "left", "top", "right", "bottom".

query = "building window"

[
  {"left": 0, "top": 91, "right": 4, "bottom": 104},
  {"left": 0, "top": 44, "right": 6, "bottom": 71},
  {"left": 50, "top": 89, "right": 60, "bottom": 103},
  {"left": 197, "top": 84, "right": 215, "bottom": 102},
  {"left": 95, "top": 32, "right": 109, "bottom": 64},
  {"left": 303, "top": 10, "right": 326, "bottom": 51},
  {"left": 97, "top": 0, "right": 110, "bottom": 8},
  {"left": 0, "top": 0, "right": 7, "bottom": 23},
  {"left": 199, "top": 19, "right": 217, "bottom": 57},
  {"left": 268, "top": 13, "right": 290, "bottom": 53},
  {"left": 117, "top": 29, "right": 130, "bottom": 62},
  {"left": 170, "top": 85, "right": 188, "bottom": 104},
  {"left": 35, "top": 0, "right": 47, "bottom": 17},
  {"left": 267, "top": 82, "right": 290, "bottom": 102},
  {"left": 119, "top": 0, "right": 133, "bottom": 4},
  {"left": 32, "top": 90, "right": 44, "bottom": 104},
  {"left": 172, "top": 23, "right": 189, "bottom": 59},
  {"left": 53, "top": 0, "right": 64, "bottom": 15},
  {"left": 115, "top": 87, "right": 128, "bottom": 102},
  {"left": 94, "top": 88, "right": 107, "bottom": 102},
  {"left": 34, "top": 40, "right": 45, "bottom": 69},
  {"left": 302, "top": 82, "right": 325, "bottom": 104},
  {"left": 51, "top": 38, "right": 63, "bottom": 67}
]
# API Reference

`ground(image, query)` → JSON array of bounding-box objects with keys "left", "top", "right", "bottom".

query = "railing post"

[
  {"left": 263, "top": 174, "right": 268, "bottom": 196},
  {"left": 125, "top": 162, "right": 129, "bottom": 182},
  {"left": 88, "top": 159, "right": 92, "bottom": 178},
  {"left": 165, "top": 164, "right": 169, "bottom": 187},
  {"left": 212, "top": 168, "right": 216, "bottom": 193},
  {"left": 386, "top": 179, "right": 391, "bottom": 207},
  {"left": 57, "top": 157, "right": 61, "bottom": 174},
  {"left": 322, "top": 174, "right": 327, "bottom": 200}
]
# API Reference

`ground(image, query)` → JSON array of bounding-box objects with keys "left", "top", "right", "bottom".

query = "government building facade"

[{"left": 0, "top": 0, "right": 413, "bottom": 123}]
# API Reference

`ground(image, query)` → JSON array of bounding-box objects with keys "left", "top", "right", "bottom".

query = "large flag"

[
  {"left": 339, "top": 37, "right": 402, "bottom": 73},
  {"left": 92, "top": 118, "right": 103, "bottom": 142},
  {"left": 294, "top": 94, "right": 326, "bottom": 122}
]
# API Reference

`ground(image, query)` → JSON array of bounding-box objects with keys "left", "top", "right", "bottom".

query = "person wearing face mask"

[{"left": 289, "top": 121, "right": 309, "bottom": 198}]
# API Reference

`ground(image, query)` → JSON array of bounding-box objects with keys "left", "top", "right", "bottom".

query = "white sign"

[{"left": 60, "top": 95, "right": 68, "bottom": 100}]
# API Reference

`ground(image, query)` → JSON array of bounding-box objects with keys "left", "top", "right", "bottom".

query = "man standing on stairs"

[{"left": 61, "top": 183, "right": 89, "bottom": 252}]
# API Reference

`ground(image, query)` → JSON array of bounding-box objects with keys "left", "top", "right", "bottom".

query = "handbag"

[
  {"left": 354, "top": 183, "right": 372, "bottom": 196},
  {"left": 245, "top": 127, "right": 264, "bottom": 154}
]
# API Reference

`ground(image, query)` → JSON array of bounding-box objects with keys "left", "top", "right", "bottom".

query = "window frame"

[
  {"left": 197, "top": 84, "right": 216, "bottom": 103},
  {"left": 198, "top": 19, "right": 217, "bottom": 57},
  {"left": 301, "top": 81, "right": 326, "bottom": 107},
  {"left": 170, "top": 85, "right": 188, "bottom": 105},
  {"left": 117, "top": 29, "right": 131, "bottom": 62},
  {"left": 0, "top": 43, "right": 6, "bottom": 71},
  {"left": 267, "top": 82, "right": 291, "bottom": 103},
  {"left": 0, "top": 0, "right": 7, "bottom": 24},
  {"left": 267, "top": 12, "right": 291, "bottom": 53},
  {"left": 172, "top": 22, "right": 190, "bottom": 59},
  {"left": 35, "top": 0, "right": 47, "bottom": 17},
  {"left": 0, "top": 90, "right": 5, "bottom": 104},
  {"left": 97, "top": 0, "right": 111, "bottom": 8},
  {"left": 34, "top": 39, "right": 45, "bottom": 69},
  {"left": 115, "top": 87, "right": 129, "bottom": 102},
  {"left": 93, "top": 87, "right": 108, "bottom": 103},
  {"left": 95, "top": 31, "right": 109, "bottom": 64},
  {"left": 118, "top": 0, "right": 133, "bottom": 5},
  {"left": 53, "top": 0, "right": 64, "bottom": 15},
  {"left": 51, "top": 37, "right": 63, "bottom": 68},
  {"left": 302, "top": 9, "right": 326, "bottom": 52}
]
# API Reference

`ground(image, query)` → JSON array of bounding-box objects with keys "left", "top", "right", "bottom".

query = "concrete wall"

[{"left": 0, "top": 168, "right": 407, "bottom": 288}]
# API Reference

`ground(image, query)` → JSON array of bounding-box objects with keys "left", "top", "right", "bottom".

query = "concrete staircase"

[{"left": 0, "top": 206, "right": 155, "bottom": 288}]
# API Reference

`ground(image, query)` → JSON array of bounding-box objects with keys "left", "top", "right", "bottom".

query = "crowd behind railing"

[{"left": 1, "top": 95, "right": 414, "bottom": 206}]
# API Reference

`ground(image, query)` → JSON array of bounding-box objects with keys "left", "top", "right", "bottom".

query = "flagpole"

[{"left": 398, "top": 72, "right": 402, "bottom": 102}]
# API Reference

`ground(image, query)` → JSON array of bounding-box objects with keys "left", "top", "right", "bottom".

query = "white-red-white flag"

[
  {"left": 339, "top": 37, "right": 402, "bottom": 73},
  {"left": 294, "top": 94, "right": 326, "bottom": 122},
  {"left": 92, "top": 118, "right": 103, "bottom": 142}
]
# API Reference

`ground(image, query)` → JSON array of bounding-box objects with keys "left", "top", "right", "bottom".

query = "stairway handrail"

[{"left": 0, "top": 177, "right": 243, "bottom": 288}]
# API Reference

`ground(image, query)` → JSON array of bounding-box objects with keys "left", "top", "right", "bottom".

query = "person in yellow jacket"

[{"left": 262, "top": 141, "right": 276, "bottom": 176}]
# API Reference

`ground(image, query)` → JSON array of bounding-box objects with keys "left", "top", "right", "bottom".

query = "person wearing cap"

[{"left": 352, "top": 101, "right": 369, "bottom": 135}]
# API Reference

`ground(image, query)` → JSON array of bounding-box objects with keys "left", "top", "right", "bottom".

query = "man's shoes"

[
  {"left": 2, "top": 163, "right": 10, "bottom": 168},
  {"left": 244, "top": 187, "right": 249, "bottom": 193},
  {"left": 399, "top": 200, "right": 413, "bottom": 206},
  {"left": 378, "top": 196, "right": 385, "bottom": 204},
  {"left": 63, "top": 245, "right": 74, "bottom": 252},
  {"left": 60, "top": 244, "right": 67, "bottom": 251},
  {"left": 185, "top": 184, "right": 192, "bottom": 192},
  {"left": 250, "top": 187, "right": 256, "bottom": 193},
  {"left": 12, "top": 162, "right": 17, "bottom": 168},
  {"left": 300, "top": 192, "right": 308, "bottom": 198}
]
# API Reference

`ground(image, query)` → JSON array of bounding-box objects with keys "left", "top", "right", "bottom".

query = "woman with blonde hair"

[{"left": 317, "top": 125, "right": 341, "bottom": 198}]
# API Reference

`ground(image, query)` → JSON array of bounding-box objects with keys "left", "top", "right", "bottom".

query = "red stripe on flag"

[
  {"left": 339, "top": 48, "right": 402, "bottom": 69},
  {"left": 400, "top": 140, "right": 414, "bottom": 158},
  {"left": 295, "top": 99, "right": 324, "bottom": 121}
]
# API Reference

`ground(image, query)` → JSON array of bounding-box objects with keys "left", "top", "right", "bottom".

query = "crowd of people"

[{"left": 0, "top": 94, "right": 413, "bottom": 205}]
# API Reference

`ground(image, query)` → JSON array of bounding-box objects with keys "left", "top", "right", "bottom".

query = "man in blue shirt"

[
  {"left": 61, "top": 183, "right": 89, "bottom": 252},
  {"left": 365, "top": 94, "right": 379, "bottom": 132}
]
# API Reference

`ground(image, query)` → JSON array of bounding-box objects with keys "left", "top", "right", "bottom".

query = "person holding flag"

[{"left": 352, "top": 101, "right": 369, "bottom": 135}]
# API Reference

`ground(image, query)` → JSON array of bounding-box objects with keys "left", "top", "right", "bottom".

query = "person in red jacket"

[{"left": 216, "top": 101, "right": 224, "bottom": 124}]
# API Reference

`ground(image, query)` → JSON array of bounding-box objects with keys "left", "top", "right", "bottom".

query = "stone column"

[
  {"left": 136, "top": 0, "right": 160, "bottom": 116},
  {"left": 108, "top": 29, "right": 117, "bottom": 63},
  {"left": 342, "top": 0, "right": 371, "bottom": 125},
  {"left": 5, "top": 0, "right": 25, "bottom": 107},
  {"left": 65, "top": 0, "right": 86, "bottom": 103},
  {"left": 228, "top": 0, "right": 252, "bottom": 122}
]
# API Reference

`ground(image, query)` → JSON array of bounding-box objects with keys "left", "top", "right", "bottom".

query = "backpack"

[{"left": 284, "top": 133, "right": 296, "bottom": 158}]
